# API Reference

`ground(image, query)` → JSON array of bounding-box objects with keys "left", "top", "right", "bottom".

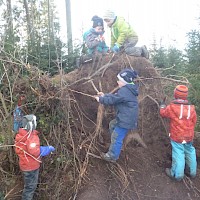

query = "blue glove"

[
  {"left": 40, "top": 146, "right": 55, "bottom": 157},
  {"left": 111, "top": 44, "right": 120, "bottom": 53}
]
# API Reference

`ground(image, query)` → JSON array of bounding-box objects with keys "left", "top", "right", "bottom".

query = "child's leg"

[
  {"left": 109, "top": 119, "right": 117, "bottom": 134},
  {"left": 170, "top": 140, "right": 185, "bottom": 180},
  {"left": 108, "top": 126, "right": 129, "bottom": 160},
  {"left": 185, "top": 142, "right": 197, "bottom": 177},
  {"left": 22, "top": 168, "right": 39, "bottom": 200}
]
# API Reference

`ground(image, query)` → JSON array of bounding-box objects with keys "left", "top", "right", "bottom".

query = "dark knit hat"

[
  {"left": 91, "top": 15, "right": 104, "bottom": 28},
  {"left": 174, "top": 85, "right": 188, "bottom": 100},
  {"left": 117, "top": 68, "right": 138, "bottom": 84}
]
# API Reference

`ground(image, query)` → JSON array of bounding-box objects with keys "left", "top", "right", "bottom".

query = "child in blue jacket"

[
  {"left": 95, "top": 68, "right": 139, "bottom": 162},
  {"left": 83, "top": 15, "right": 108, "bottom": 55}
]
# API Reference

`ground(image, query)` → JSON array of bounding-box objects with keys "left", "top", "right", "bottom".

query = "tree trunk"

[
  {"left": 6, "top": 0, "right": 14, "bottom": 45},
  {"left": 23, "top": 0, "right": 34, "bottom": 49},
  {"left": 65, "top": 0, "right": 73, "bottom": 54}
]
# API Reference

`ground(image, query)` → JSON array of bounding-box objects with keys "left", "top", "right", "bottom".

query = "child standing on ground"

[
  {"left": 15, "top": 114, "right": 55, "bottom": 200},
  {"left": 95, "top": 68, "right": 139, "bottom": 162},
  {"left": 160, "top": 85, "right": 197, "bottom": 181}
]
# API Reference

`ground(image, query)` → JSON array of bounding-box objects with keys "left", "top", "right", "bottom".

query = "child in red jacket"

[
  {"left": 15, "top": 114, "right": 55, "bottom": 200},
  {"left": 160, "top": 85, "right": 197, "bottom": 181}
]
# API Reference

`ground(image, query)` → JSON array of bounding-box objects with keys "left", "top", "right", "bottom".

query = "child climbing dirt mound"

[
  {"left": 66, "top": 54, "right": 200, "bottom": 200},
  {"left": 68, "top": 54, "right": 165, "bottom": 142}
]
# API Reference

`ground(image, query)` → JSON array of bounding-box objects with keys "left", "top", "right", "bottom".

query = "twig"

[
  {"left": 0, "top": 92, "right": 9, "bottom": 116},
  {"left": 140, "top": 95, "right": 169, "bottom": 134},
  {"left": 0, "top": 144, "right": 41, "bottom": 163},
  {"left": 4, "top": 184, "right": 21, "bottom": 199},
  {"left": 89, "top": 80, "right": 99, "bottom": 93},
  {"left": 101, "top": 53, "right": 115, "bottom": 77},
  {"left": 68, "top": 88, "right": 95, "bottom": 98},
  {"left": 138, "top": 77, "right": 189, "bottom": 84},
  {"left": 87, "top": 152, "right": 101, "bottom": 159}
]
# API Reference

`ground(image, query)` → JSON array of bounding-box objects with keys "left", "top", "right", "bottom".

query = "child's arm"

[
  {"left": 191, "top": 107, "right": 197, "bottom": 126},
  {"left": 160, "top": 105, "right": 171, "bottom": 118},
  {"left": 99, "top": 93, "right": 124, "bottom": 106},
  {"left": 85, "top": 33, "right": 100, "bottom": 49}
]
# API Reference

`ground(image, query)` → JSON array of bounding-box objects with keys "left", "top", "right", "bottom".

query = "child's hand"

[
  {"left": 40, "top": 146, "right": 55, "bottom": 157},
  {"left": 99, "top": 35, "right": 105, "bottom": 42},
  {"left": 94, "top": 96, "right": 100, "bottom": 102},
  {"left": 97, "top": 92, "right": 104, "bottom": 97}
]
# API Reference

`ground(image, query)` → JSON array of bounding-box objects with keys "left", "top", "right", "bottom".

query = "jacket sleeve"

[
  {"left": 14, "top": 134, "right": 24, "bottom": 155},
  {"left": 99, "top": 93, "right": 125, "bottom": 106},
  {"left": 191, "top": 106, "right": 197, "bottom": 126},
  {"left": 116, "top": 18, "right": 131, "bottom": 46},
  {"left": 85, "top": 33, "right": 100, "bottom": 49},
  {"left": 111, "top": 32, "right": 116, "bottom": 48},
  {"left": 160, "top": 105, "right": 172, "bottom": 118}
]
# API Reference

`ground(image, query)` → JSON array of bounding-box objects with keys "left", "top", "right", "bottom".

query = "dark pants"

[
  {"left": 123, "top": 37, "right": 142, "bottom": 56},
  {"left": 22, "top": 168, "right": 39, "bottom": 200}
]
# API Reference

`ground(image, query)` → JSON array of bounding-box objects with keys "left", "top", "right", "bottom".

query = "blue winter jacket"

[
  {"left": 83, "top": 28, "right": 108, "bottom": 54},
  {"left": 99, "top": 84, "right": 139, "bottom": 130}
]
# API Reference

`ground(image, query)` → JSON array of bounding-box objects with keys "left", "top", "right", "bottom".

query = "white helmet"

[{"left": 22, "top": 114, "right": 37, "bottom": 131}]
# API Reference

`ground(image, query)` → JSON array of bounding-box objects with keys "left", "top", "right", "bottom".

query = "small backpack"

[{"left": 13, "top": 105, "right": 24, "bottom": 133}]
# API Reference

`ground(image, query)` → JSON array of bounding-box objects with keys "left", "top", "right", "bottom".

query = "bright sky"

[{"left": 56, "top": 0, "right": 200, "bottom": 50}]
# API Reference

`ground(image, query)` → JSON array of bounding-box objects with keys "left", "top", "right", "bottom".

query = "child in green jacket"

[{"left": 103, "top": 10, "right": 148, "bottom": 58}]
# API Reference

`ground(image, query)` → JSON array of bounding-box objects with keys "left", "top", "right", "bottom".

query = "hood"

[
  {"left": 15, "top": 128, "right": 39, "bottom": 143},
  {"left": 125, "top": 83, "right": 139, "bottom": 96}
]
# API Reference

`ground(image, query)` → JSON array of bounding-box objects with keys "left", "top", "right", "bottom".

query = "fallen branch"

[
  {"left": 138, "top": 77, "right": 189, "bottom": 84},
  {"left": 68, "top": 88, "right": 95, "bottom": 99}
]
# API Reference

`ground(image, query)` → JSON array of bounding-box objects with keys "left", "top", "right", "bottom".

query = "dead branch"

[
  {"left": 138, "top": 76, "right": 189, "bottom": 84},
  {"left": 68, "top": 88, "right": 95, "bottom": 98}
]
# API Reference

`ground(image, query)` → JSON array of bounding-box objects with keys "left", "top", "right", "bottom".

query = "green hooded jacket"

[{"left": 110, "top": 16, "right": 138, "bottom": 48}]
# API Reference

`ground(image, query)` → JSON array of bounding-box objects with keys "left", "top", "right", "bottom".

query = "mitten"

[
  {"left": 40, "top": 146, "right": 55, "bottom": 157},
  {"left": 111, "top": 44, "right": 120, "bottom": 53}
]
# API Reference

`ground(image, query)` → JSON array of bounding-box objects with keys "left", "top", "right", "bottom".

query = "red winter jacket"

[
  {"left": 15, "top": 128, "right": 41, "bottom": 171},
  {"left": 160, "top": 100, "right": 197, "bottom": 143}
]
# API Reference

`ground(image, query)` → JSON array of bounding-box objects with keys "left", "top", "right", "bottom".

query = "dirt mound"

[
  {"left": 66, "top": 54, "right": 166, "bottom": 142},
  {"left": 65, "top": 54, "right": 200, "bottom": 200}
]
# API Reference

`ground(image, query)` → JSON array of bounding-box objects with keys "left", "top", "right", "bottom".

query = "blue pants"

[
  {"left": 108, "top": 120, "right": 129, "bottom": 160},
  {"left": 22, "top": 169, "right": 39, "bottom": 200},
  {"left": 170, "top": 140, "right": 197, "bottom": 180}
]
